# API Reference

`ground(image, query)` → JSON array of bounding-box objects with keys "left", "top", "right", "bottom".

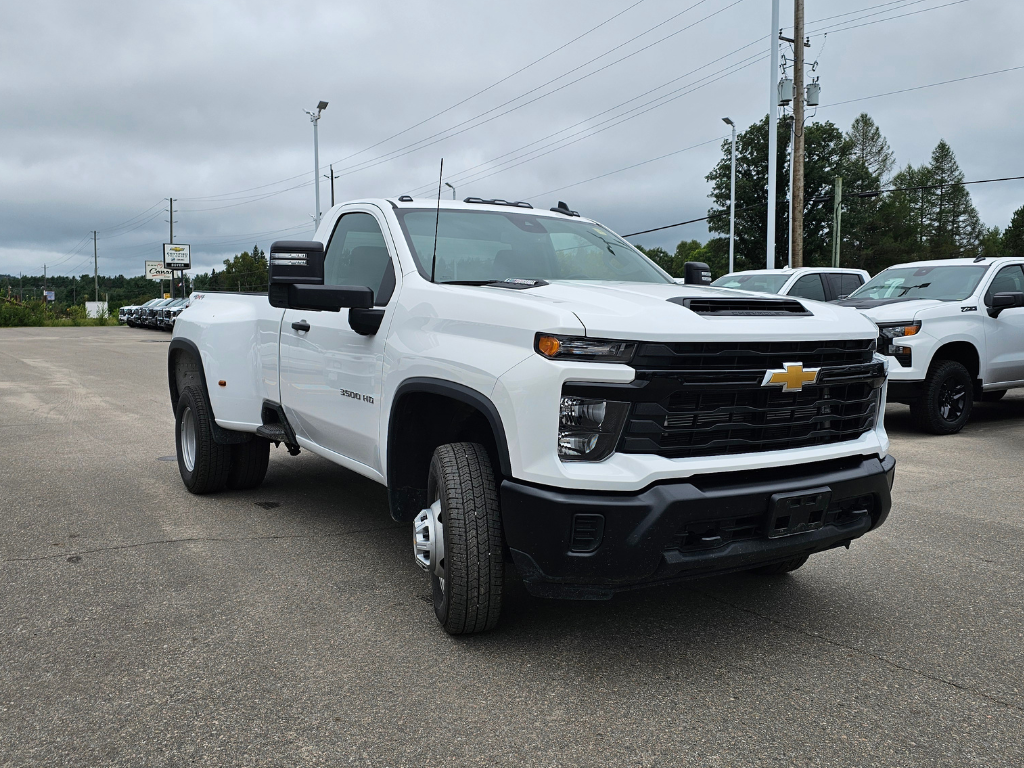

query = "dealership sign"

[
  {"left": 145, "top": 260, "right": 173, "bottom": 280},
  {"left": 163, "top": 243, "right": 191, "bottom": 270}
]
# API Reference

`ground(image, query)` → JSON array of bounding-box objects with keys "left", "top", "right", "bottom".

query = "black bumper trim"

[{"left": 501, "top": 454, "right": 895, "bottom": 600}]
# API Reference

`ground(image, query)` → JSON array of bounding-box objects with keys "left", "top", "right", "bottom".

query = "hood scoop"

[{"left": 668, "top": 296, "right": 811, "bottom": 316}]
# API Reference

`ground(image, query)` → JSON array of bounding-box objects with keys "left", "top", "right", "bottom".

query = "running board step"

[{"left": 256, "top": 423, "right": 289, "bottom": 442}]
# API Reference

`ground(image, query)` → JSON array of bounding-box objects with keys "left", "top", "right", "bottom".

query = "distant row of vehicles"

[
  {"left": 705, "top": 260, "right": 1024, "bottom": 435},
  {"left": 118, "top": 297, "right": 188, "bottom": 330}
]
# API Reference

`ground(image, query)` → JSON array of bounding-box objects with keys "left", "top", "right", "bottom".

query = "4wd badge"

[{"left": 762, "top": 362, "right": 820, "bottom": 392}]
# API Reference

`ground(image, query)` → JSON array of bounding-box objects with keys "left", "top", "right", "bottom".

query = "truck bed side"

[{"left": 172, "top": 293, "right": 284, "bottom": 431}]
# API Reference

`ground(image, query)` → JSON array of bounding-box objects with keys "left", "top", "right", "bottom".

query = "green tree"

[
  {"left": 1001, "top": 204, "right": 1024, "bottom": 256},
  {"left": 706, "top": 115, "right": 793, "bottom": 271},
  {"left": 925, "top": 140, "right": 983, "bottom": 258},
  {"left": 845, "top": 113, "right": 895, "bottom": 183},
  {"left": 193, "top": 244, "right": 268, "bottom": 292}
]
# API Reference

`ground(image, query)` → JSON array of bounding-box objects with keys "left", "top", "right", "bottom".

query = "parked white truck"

[
  {"left": 169, "top": 197, "right": 896, "bottom": 634},
  {"left": 839, "top": 257, "right": 1024, "bottom": 434}
]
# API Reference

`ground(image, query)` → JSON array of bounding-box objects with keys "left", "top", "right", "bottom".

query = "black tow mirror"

[
  {"left": 268, "top": 240, "right": 374, "bottom": 312},
  {"left": 684, "top": 261, "right": 712, "bottom": 285},
  {"left": 988, "top": 291, "right": 1024, "bottom": 318}
]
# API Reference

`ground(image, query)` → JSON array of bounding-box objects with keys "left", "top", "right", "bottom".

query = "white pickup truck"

[
  {"left": 169, "top": 197, "right": 896, "bottom": 634},
  {"left": 839, "top": 257, "right": 1024, "bottom": 434}
]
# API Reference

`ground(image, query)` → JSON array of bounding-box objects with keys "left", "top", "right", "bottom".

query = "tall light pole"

[
  {"left": 767, "top": 0, "right": 780, "bottom": 269},
  {"left": 304, "top": 100, "right": 328, "bottom": 231},
  {"left": 791, "top": 0, "right": 806, "bottom": 268},
  {"left": 722, "top": 118, "right": 737, "bottom": 275},
  {"left": 445, "top": 182, "right": 456, "bottom": 200}
]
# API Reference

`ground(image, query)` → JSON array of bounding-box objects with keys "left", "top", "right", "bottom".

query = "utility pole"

[
  {"left": 832, "top": 176, "right": 843, "bottom": 267},
  {"left": 722, "top": 118, "right": 737, "bottom": 274},
  {"left": 168, "top": 198, "right": 175, "bottom": 299},
  {"left": 787, "top": 118, "right": 795, "bottom": 268},
  {"left": 791, "top": 0, "right": 806, "bottom": 268},
  {"left": 324, "top": 164, "right": 340, "bottom": 207},
  {"left": 445, "top": 182, "right": 456, "bottom": 200},
  {"left": 93, "top": 230, "right": 99, "bottom": 301},
  {"left": 767, "top": 0, "right": 780, "bottom": 269}
]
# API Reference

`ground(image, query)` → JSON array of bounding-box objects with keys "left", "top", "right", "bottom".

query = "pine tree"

[
  {"left": 925, "top": 140, "right": 983, "bottom": 258},
  {"left": 845, "top": 113, "right": 895, "bottom": 183},
  {"left": 1002, "top": 205, "right": 1024, "bottom": 256}
]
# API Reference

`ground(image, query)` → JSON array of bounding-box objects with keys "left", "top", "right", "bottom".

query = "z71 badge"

[{"left": 962, "top": 306, "right": 977, "bottom": 312}]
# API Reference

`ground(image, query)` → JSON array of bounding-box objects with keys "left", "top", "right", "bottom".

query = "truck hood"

[
  {"left": 837, "top": 297, "right": 944, "bottom": 323},
  {"left": 497, "top": 281, "right": 878, "bottom": 341}
]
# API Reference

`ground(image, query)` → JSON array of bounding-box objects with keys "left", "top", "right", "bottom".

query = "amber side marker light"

[
  {"left": 218, "top": 380, "right": 227, "bottom": 387},
  {"left": 536, "top": 335, "right": 561, "bottom": 357}
]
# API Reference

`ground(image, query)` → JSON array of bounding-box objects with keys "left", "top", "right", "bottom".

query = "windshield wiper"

[{"left": 897, "top": 282, "right": 931, "bottom": 296}]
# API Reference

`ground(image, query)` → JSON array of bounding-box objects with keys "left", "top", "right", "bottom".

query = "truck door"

[
  {"left": 982, "top": 264, "right": 1024, "bottom": 384},
  {"left": 279, "top": 209, "right": 398, "bottom": 472}
]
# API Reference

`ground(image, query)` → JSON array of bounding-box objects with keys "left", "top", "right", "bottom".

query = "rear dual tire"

[{"left": 175, "top": 385, "right": 270, "bottom": 494}]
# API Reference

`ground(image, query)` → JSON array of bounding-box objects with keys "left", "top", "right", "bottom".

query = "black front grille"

[
  {"left": 615, "top": 339, "right": 882, "bottom": 459},
  {"left": 633, "top": 339, "right": 875, "bottom": 371}
]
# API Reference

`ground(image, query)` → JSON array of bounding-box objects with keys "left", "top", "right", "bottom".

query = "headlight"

[
  {"left": 877, "top": 322, "right": 920, "bottom": 340},
  {"left": 558, "top": 396, "right": 629, "bottom": 462},
  {"left": 876, "top": 322, "right": 920, "bottom": 356},
  {"left": 535, "top": 334, "right": 636, "bottom": 363}
]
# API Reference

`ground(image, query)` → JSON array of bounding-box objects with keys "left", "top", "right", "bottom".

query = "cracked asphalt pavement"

[{"left": 2, "top": 326, "right": 1023, "bottom": 767}]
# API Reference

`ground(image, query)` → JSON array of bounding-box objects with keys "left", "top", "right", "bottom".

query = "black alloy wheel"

[{"left": 911, "top": 359, "right": 974, "bottom": 435}]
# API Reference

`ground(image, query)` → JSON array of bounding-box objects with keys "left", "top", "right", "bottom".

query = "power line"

[
  {"left": 405, "top": 41, "right": 767, "bottom": 196},
  {"left": 622, "top": 175, "right": 1024, "bottom": 239},
  {"left": 178, "top": 0, "right": 744, "bottom": 211},
  {"left": 820, "top": 64, "right": 1024, "bottom": 108},
  {"left": 176, "top": 1, "right": 651, "bottom": 204},
  {"left": 529, "top": 136, "right": 727, "bottom": 200},
  {"left": 406, "top": 0, "right": 975, "bottom": 199}
]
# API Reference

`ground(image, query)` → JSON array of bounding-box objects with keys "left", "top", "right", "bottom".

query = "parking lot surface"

[{"left": 1, "top": 326, "right": 1023, "bottom": 767}]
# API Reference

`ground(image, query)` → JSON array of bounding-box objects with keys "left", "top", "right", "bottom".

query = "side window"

[
  {"left": 324, "top": 212, "right": 396, "bottom": 306},
  {"left": 842, "top": 274, "right": 864, "bottom": 297},
  {"left": 789, "top": 274, "right": 827, "bottom": 301},
  {"left": 985, "top": 265, "right": 1024, "bottom": 304}
]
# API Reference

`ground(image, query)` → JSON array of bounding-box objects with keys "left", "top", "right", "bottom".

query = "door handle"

[{"left": 291, "top": 320, "right": 310, "bottom": 333}]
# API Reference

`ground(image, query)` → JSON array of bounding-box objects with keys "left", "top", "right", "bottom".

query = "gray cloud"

[{"left": 2, "top": 0, "right": 1022, "bottom": 278}]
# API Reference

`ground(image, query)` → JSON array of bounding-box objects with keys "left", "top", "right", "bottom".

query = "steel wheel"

[
  {"left": 413, "top": 497, "right": 446, "bottom": 594},
  {"left": 180, "top": 406, "right": 197, "bottom": 472}
]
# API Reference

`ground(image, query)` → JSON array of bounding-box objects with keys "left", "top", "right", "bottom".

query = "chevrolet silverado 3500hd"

[{"left": 168, "top": 197, "right": 896, "bottom": 634}]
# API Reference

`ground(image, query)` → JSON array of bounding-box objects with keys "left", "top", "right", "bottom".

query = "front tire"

[
  {"left": 425, "top": 442, "right": 504, "bottom": 635},
  {"left": 175, "top": 386, "right": 231, "bottom": 494},
  {"left": 910, "top": 360, "right": 974, "bottom": 434}
]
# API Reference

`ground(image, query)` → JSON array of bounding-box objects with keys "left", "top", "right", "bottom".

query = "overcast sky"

[{"left": 2, "top": 0, "right": 1022, "bottom": 279}]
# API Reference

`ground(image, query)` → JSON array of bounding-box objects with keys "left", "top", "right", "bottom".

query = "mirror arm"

[{"left": 349, "top": 307, "right": 385, "bottom": 335}]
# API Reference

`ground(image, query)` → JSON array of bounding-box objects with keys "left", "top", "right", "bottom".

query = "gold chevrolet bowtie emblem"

[{"left": 762, "top": 362, "right": 820, "bottom": 392}]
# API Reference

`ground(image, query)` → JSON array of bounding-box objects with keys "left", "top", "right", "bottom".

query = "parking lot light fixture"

[{"left": 304, "top": 101, "right": 329, "bottom": 231}]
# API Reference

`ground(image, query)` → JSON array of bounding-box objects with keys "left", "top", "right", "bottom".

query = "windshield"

[
  {"left": 395, "top": 209, "right": 671, "bottom": 284},
  {"left": 848, "top": 265, "right": 988, "bottom": 301},
  {"left": 711, "top": 273, "right": 790, "bottom": 294}
]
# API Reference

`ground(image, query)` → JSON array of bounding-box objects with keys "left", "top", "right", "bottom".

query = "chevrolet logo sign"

[{"left": 762, "top": 362, "right": 820, "bottom": 392}]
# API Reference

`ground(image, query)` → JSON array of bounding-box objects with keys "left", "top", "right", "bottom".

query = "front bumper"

[{"left": 502, "top": 453, "right": 895, "bottom": 599}]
